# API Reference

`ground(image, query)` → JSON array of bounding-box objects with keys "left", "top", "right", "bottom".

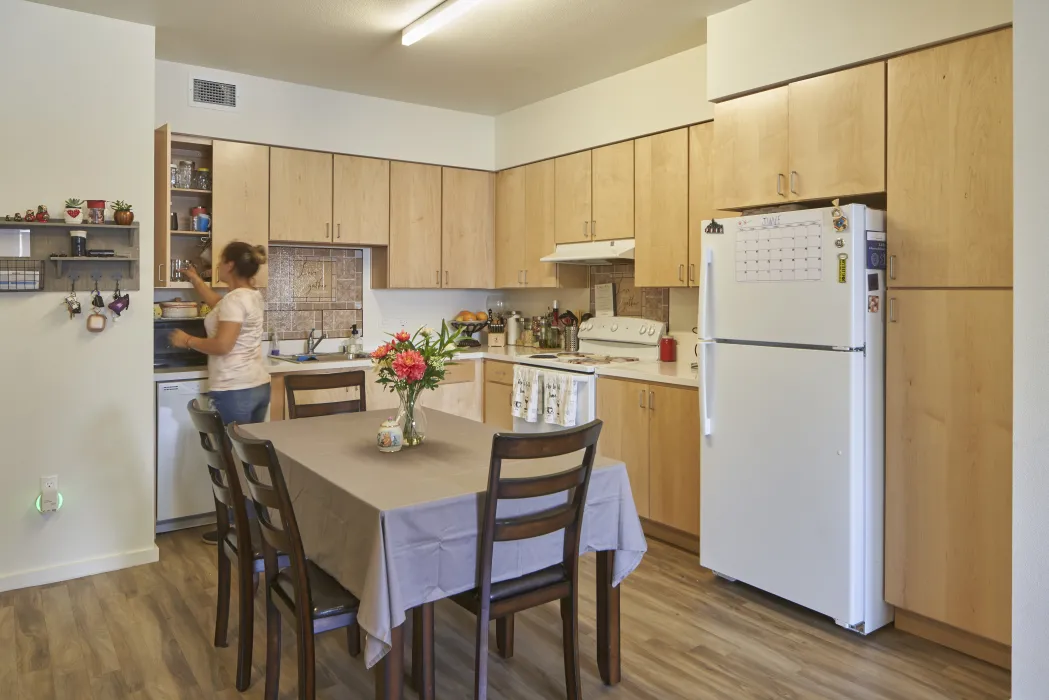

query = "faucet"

[{"left": 305, "top": 328, "right": 326, "bottom": 355}]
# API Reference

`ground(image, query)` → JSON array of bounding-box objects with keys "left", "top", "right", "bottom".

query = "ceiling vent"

[{"left": 189, "top": 77, "right": 238, "bottom": 111}]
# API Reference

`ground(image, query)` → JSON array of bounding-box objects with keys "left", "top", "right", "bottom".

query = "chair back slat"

[
  {"left": 497, "top": 466, "right": 588, "bottom": 500},
  {"left": 493, "top": 503, "right": 577, "bottom": 542},
  {"left": 187, "top": 399, "right": 251, "bottom": 546},
  {"left": 285, "top": 370, "right": 367, "bottom": 420}
]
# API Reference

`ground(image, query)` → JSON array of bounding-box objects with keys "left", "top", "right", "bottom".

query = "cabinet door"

[
  {"left": 635, "top": 128, "right": 688, "bottom": 287},
  {"left": 688, "top": 122, "right": 739, "bottom": 287},
  {"left": 591, "top": 141, "right": 634, "bottom": 241},
  {"left": 554, "top": 150, "right": 592, "bottom": 244},
  {"left": 712, "top": 86, "right": 789, "bottom": 210},
  {"left": 333, "top": 155, "right": 389, "bottom": 246},
  {"left": 885, "top": 289, "right": 1012, "bottom": 644},
  {"left": 495, "top": 167, "right": 525, "bottom": 288},
  {"left": 787, "top": 62, "right": 886, "bottom": 201},
  {"left": 212, "top": 141, "right": 270, "bottom": 286},
  {"left": 154, "top": 124, "right": 171, "bottom": 287},
  {"left": 389, "top": 162, "right": 442, "bottom": 289},
  {"left": 442, "top": 168, "right": 494, "bottom": 289},
  {"left": 419, "top": 361, "right": 482, "bottom": 421},
  {"left": 596, "top": 378, "right": 650, "bottom": 518},
  {"left": 648, "top": 384, "right": 700, "bottom": 537},
  {"left": 269, "top": 147, "right": 333, "bottom": 243},
  {"left": 484, "top": 381, "right": 515, "bottom": 431},
  {"left": 887, "top": 30, "right": 1012, "bottom": 287}
]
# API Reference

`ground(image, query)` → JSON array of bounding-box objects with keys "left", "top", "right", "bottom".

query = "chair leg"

[
  {"left": 474, "top": 606, "right": 491, "bottom": 700},
  {"left": 347, "top": 621, "right": 361, "bottom": 658},
  {"left": 560, "top": 596, "right": 581, "bottom": 700},
  {"left": 214, "top": 547, "right": 231, "bottom": 648},
  {"left": 411, "top": 604, "right": 434, "bottom": 700},
  {"left": 496, "top": 615, "right": 515, "bottom": 659},
  {"left": 297, "top": 621, "right": 317, "bottom": 700},
  {"left": 264, "top": 595, "right": 281, "bottom": 700},
  {"left": 235, "top": 561, "right": 256, "bottom": 691}
]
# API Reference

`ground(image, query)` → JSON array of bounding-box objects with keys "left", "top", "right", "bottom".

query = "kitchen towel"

[
  {"left": 511, "top": 365, "right": 541, "bottom": 423},
  {"left": 544, "top": 371, "right": 579, "bottom": 427}
]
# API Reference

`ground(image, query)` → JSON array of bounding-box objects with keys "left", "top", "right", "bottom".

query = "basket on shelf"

[{"left": 0, "top": 259, "right": 44, "bottom": 292}]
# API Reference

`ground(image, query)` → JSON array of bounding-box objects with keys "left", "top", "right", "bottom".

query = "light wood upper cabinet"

[
  {"left": 787, "top": 62, "right": 886, "bottom": 202},
  {"left": 333, "top": 155, "right": 389, "bottom": 246},
  {"left": 885, "top": 289, "right": 1012, "bottom": 645},
  {"left": 635, "top": 128, "right": 689, "bottom": 288},
  {"left": 523, "top": 160, "right": 557, "bottom": 287},
  {"left": 554, "top": 150, "right": 592, "bottom": 244},
  {"left": 212, "top": 141, "right": 270, "bottom": 287},
  {"left": 442, "top": 168, "right": 495, "bottom": 289},
  {"left": 648, "top": 384, "right": 700, "bottom": 538},
  {"left": 713, "top": 86, "right": 789, "bottom": 210},
  {"left": 887, "top": 30, "right": 1013, "bottom": 288},
  {"left": 591, "top": 141, "right": 634, "bottom": 241},
  {"left": 596, "top": 378, "right": 651, "bottom": 518},
  {"left": 389, "top": 161, "right": 442, "bottom": 289},
  {"left": 153, "top": 124, "right": 171, "bottom": 287},
  {"left": 495, "top": 167, "right": 526, "bottom": 288},
  {"left": 688, "top": 122, "right": 739, "bottom": 288},
  {"left": 269, "top": 147, "right": 333, "bottom": 243}
]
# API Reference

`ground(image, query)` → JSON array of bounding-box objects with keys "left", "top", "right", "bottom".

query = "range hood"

[{"left": 540, "top": 239, "right": 635, "bottom": 265}]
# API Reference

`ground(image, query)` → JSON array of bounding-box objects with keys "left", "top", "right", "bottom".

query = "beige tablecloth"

[{"left": 243, "top": 410, "right": 648, "bottom": 668}]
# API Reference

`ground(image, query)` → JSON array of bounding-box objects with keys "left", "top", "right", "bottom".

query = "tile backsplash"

[
  {"left": 263, "top": 245, "right": 363, "bottom": 340},
  {"left": 588, "top": 264, "right": 669, "bottom": 325}
]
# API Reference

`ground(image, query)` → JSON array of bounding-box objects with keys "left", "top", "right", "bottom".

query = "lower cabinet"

[
  {"left": 596, "top": 377, "right": 699, "bottom": 541},
  {"left": 483, "top": 360, "right": 514, "bottom": 431}
]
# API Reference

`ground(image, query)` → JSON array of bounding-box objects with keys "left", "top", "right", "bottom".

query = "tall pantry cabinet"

[{"left": 884, "top": 28, "right": 1013, "bottom": 661}]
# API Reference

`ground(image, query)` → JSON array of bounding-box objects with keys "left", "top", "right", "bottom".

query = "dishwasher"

[{"left": 156, "top": 379, "right": 216, "bottom": 533}]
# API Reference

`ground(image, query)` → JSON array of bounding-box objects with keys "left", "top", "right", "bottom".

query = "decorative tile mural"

[
  {"left": 263, "top": 246, "right": 363, "bottom": 340},
  {"left": 588, "top": 263, "right": 669, "bottom": 325}
]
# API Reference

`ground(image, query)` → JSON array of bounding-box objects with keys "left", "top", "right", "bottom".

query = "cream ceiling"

[{"left": 30, "top": 0, "right": 742, "bottom": 114}]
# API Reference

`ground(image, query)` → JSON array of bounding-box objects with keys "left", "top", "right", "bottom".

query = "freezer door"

[
  {"left": 701, "top": 205, "right": 872, "bottom": 347},
  {"left": 700, "top": 342, "right": 866, "bottom": 625}
]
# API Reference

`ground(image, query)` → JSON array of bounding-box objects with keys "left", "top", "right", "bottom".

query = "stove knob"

[
  {"left": 638, "top": 326, "right": 647, "bottom": 335},
  {"left": 611, "top": 323, "right": 619, "bottom": 332},
  {"left": 648, "top": 326, "right": 657, "bottom": 336}
]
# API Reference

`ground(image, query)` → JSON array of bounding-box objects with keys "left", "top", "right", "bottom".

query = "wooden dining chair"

[
  {"left": 285, "top": 370, "right": 367, "bottom": 419},
  {"left": 188, "top": 399, "right": 289, "bottom": 692},
  {"left": 227, "top": 422, "right": 362, "bottom": 700},
  {"left": 447, "top": 420, "right": 604, "bottom": 700}
]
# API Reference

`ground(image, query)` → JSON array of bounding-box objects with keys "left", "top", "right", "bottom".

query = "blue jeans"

[{"left": 209, "top": 382, "right": 271, "bottom": 426}]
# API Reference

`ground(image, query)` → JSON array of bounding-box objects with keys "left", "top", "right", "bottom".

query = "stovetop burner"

[{"left": 526, "top": 352, "right": 641, "bottom": 366}]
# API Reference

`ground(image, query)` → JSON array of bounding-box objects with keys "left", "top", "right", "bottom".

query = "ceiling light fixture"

[{"left": 402, "top": 0, "right": 489, "bottom": 46}]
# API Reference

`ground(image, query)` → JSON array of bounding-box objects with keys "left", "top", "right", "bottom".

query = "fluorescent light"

[{"left": 402, "top": 0, "right": 489, "bottom": 46}]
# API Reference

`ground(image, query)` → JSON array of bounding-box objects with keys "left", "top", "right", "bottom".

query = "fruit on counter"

[
  {"left": 475, "top": 311, "right": 488, "bottom": 321},
  {"left": 454, "top": 310, "right": 477, "bottom": 322}
]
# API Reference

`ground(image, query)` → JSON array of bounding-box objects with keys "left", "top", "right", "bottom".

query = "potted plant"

[
  {"left": 64, "top": 199, "right": 84, "bottom": 224},
  {"left": 111, "top": 200, "right": 134, "bottom": 225}
]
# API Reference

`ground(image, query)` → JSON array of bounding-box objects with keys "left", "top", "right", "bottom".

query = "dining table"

[{"left": 241, "top": 409, "right": 648, "bottom": 700}]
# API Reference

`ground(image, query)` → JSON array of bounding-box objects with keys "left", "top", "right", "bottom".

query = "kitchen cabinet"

[
  {"left": 885, "top": 289, "right": 1012, "bottom": 646},
  {"left": 554, "top": 150, "right": 592, "bottom": 244},
  {"left": 269, "top": 147, "right": 333, "bottom": 243},
  {"left": 688, "top": 122, "right": 739, "bottom": 287},
  {"left": 495, "top": 166, "right": 525, "bottom": 288},
  {"left": 634, "top": 128, "right": 689, "bottom": 288},
  {"left": 787, "top": 62, "right": 886, "bottom": 202},
  {"left": 596, "top": 378, "right": 650, "bottom": 518},
  {"left": 418, "top": 360, "right": 483, "bottom": 421},
  {"left": 389, "top": 161, "right": 442, "bottom": 288},
  {"left": 442, "top": 168, "right": 494, "bottom": 289},
  {"left": 887, "top": 30, "right": 1012, "bottom": 288},
  {"left": 333, "top": 154, "right": 390, "bottom": 246},
  {"left": 211, "top": 140, "right": 270, "bottom": 287},
  {"left": 484, "top": 361, "right": 515, "bottom": 431},
  {"left": 713, "top": 87, "right": 789, "bottom": 210},
  {"left": 591, "top": 141, "right": 634, "bottom": 241},
  {"left": 153, "top": 124, "right": 171, "bottom": 287}
]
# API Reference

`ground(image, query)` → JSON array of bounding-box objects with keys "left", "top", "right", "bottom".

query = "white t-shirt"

[{"left": 203, "top": 287, "right": 269, "bottom": 392}]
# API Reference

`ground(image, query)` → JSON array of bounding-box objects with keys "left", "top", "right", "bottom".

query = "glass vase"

[{"left": 396, "top": 387, "right": 427, "bottom": 447}]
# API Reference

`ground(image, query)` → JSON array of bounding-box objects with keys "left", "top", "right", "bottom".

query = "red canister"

[{"left": 659, "top": 336, "right": 677, "bottom": 362}]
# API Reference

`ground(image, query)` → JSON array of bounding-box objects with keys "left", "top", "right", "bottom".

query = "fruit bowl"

[{"left": 449, "top": 320, "right": 488, "bottom": 335}]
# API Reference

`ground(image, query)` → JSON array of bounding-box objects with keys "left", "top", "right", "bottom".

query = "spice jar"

[
  {"left": 86, "top": 200, "right": 106, "bottom": 224},
  {"left": 177, "top": 160, "right": 194, "bottom": 189},
  {"left": 193, "top": 168, "right": 211, "bottom": 191}
]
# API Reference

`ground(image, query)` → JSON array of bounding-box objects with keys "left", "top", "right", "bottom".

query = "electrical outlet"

[{"left": 39, "top": 475, "right": 59, "bottom": 513}]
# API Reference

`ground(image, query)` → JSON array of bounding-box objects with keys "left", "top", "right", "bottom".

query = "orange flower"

[
  {"left": 371, "top": 342, "right": 393, "bottom": 360},
  {"left": 394, "top": 330, "right": 411, "bottom": 343},
  {"left": 392, "top": 350, "right": 426, "bottom": 383}
]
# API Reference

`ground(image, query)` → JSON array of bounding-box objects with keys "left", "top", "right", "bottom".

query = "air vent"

[{"left": 189, "top": 78, "right": 238, "bottom": 111}]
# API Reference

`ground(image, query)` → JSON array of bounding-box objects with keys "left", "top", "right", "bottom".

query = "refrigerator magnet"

[
  {"left": 838, "top": 253, "right": 848, "bottom": 283},
  {"left": 831, "top": 207, "right": 848, "bottom": 232}
]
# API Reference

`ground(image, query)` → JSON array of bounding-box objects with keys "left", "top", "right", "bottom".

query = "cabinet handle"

[
  {"left": 888, "top": 297, "right": 897, "bottom": 323},
  {"left": 649, "top": 391, "right": 655, "bottom": 410},
  {"left": 777, "top": 173, "right": 785, "bottom": 197},
  {"left": 639, "top": 390, "right": 646, "bottom": 408},
  {"left": 790, "top": 171, "right": 798, "bottom": 195},
  {"left": 435, "top": 269, "right": 440, "bottom": 285},
  {"left": 591, "top": 220, "right": 596, "bottom": 239},
  {"left": 444, "top": 270, "right": 449, "bottom": 286},
  {"left": 158, "top": 263, "right": 165, "bottom": 283},
  {"left": 337, "top": 223, "right": 341, "bottom": 239},
  {"left": 583, "top": 221, "right": 589, "bottom": 239},
  {"left": 523, "top": 269, "right": 527, "bottom": 285},
  {"left": 888, "top": 255, "right": 896, "bottom": 280},
  {"left": 326, "top": 223, "right": 330, "bottom": 238},
  {"left": 689, "top": 263, "right": 696, "bottom": 282},
  {"left": 518, "top": 270, "right": 523, "bottom": 285},
  {"left": 678, "top": 264, "right": 685, "bottom": 282}
]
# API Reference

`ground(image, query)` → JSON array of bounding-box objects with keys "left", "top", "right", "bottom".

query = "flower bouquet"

[{"left": 371, "top": 322, "right": 461, "bottom": 446}]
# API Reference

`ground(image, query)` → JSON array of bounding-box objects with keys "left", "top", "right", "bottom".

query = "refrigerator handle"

[
  {"left": 700, "top": 340, "right": 712, "bottom": 436},
  {"left": 701, "top": 248, "right": 713, "bottom": 339}
]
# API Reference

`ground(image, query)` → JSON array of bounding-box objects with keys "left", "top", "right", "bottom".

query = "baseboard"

[
  {"left": 894, "top": 608, "right": 1011, "bottom": 669},
  {"left": 641, "top": 518, "right": 699, "bottom": 555},
  {"left": 0, "top": 545, "right": 160, "bottom": 594}
]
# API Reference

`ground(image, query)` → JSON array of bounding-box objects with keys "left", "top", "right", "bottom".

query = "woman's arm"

[
  {"left": 183, "top": 264, "right": 222, "bottom": 308},
  {"left": 170, "top": 322, "right": 242, "bottom": 356}
]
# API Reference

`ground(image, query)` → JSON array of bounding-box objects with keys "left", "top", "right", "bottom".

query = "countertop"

[{"left": 154, "top": 346, "right": 699, "bottom": 388}]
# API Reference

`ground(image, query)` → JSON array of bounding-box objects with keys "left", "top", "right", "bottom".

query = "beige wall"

[
  {"left": 495, "top": 45, "right": 713, "bottom": 170},
  {"left": 707, "top": 0, "right": 1012, "bottom": 100}
]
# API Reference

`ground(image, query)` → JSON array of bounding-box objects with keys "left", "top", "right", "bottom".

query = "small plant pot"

[
  {"left": 64, "top": 208, "right": 83, "bottom": 224},
  {"left": 114, "top": 210, "right": 134, "bottom": 225}
]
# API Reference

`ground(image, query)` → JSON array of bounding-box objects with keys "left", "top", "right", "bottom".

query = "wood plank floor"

[{"left": 0, "top": 528, "right": 1010, "bottom": 699}]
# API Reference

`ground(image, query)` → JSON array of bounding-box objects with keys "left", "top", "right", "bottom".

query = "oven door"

[{"left": 511, "top": 368, "right": 596, "bottom": 433}]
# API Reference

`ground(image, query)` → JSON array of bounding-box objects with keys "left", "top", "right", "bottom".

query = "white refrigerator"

[{"left": 698, "top": 204, "right": 892, "bottom": 634}]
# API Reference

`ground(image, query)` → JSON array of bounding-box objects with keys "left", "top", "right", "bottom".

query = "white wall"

[
  {"left": 707, "top": 0, "right": 1012, "bottom": 100},
  {"left": 1013, "top": 0, "right": 1048, "bottom": 695},
  {"left": 495, "top": 46, "right": 713, "bottom": 169},
  {"left": 0, "top": 0, "right": 157, "bottom": 590},
  {"left": 156, "top": 61, "right": 495, "bottom": 170}
]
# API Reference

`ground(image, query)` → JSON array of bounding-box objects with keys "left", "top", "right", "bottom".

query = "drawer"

[
  {"left": 485, "top": 360, "right": 515, "bottom": 386},
  {"left": 443, "top": 360, "right": 476, "bottom": 385}
]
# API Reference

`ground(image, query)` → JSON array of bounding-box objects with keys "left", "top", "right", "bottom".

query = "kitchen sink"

[{"left": 273, "top": 352, "right": 370, "bottom": 364}]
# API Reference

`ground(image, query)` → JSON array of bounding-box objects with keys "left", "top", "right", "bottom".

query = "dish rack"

[{"left": 0, "top": 259, "right": 44, "bottom": 291}]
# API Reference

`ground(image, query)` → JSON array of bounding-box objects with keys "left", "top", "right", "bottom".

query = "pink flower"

[
  {"left": 371, "top": 343, "right": 393, "bottom": 360},
  {"left": 394, "top": 330, "right": 411, "bottom": 343},
  {"left": 392, "top": 350, "right": 426, "bottom": 383}
]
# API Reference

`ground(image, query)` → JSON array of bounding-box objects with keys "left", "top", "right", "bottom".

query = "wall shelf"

[
  {"left": 0, "top": 221, "right": 137, "bottom": 229},
  {"left": 171, "top": 188, "right": 211, "bottom": 195},
  {"left": 0, "top": 221, "right": 141, "bottom": 290},
  {"left": 51, "top": 256, "right": 138, "bottom": 280}
]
